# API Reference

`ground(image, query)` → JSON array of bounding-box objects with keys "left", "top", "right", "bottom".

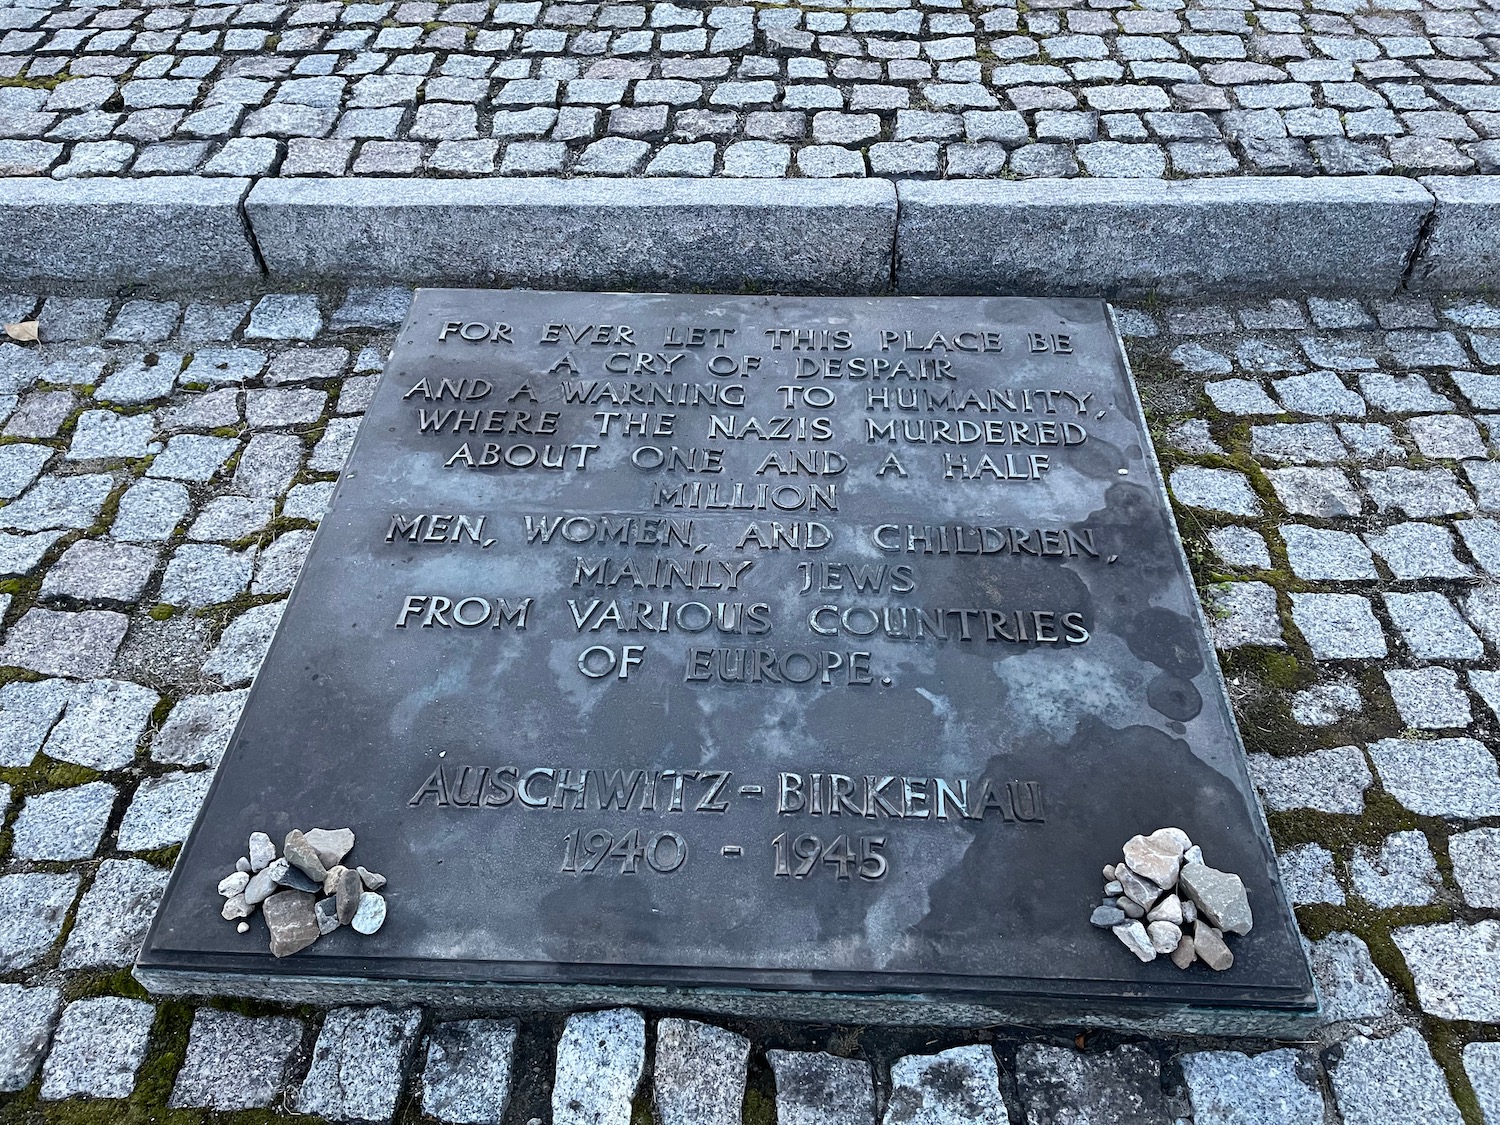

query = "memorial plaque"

[{"left": 138, "top": 291, "right": 1316, "bottom": 1031}]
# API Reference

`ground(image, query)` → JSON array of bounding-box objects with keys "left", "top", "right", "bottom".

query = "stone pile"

[
  {"left": 1089, "top": 828, "right": 1252, "bottom": 971},
  {"left": 216, "top": 827, "right": 387, "bottom": 957}
]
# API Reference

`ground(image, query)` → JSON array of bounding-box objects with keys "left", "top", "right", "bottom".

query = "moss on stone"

[
  {"left": 741, "top": 1084, "right": 775, "bottom": 1125},
  {"left": 64, "top": 967, "right": 151, "bottom": 1003}
]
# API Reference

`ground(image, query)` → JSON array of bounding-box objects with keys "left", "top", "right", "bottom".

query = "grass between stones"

[{"left": 1131, "top": 342, "right": 1500, "bottom": 1122}]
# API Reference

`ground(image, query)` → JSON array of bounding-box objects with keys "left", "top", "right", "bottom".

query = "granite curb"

[
  {"left": 895, "top": 176, "right": 1436, "bottom": 297},
  {"left": 2, "top": 175, "right": 1498, "bottom": 294},
  {"left": 245, "top": 177, "right": 899, "bottom": 294},
  {"left": 0, "top": 176, "right": 261, "bottom": 285},
  {"left": 1409, "top": 176, "right": 1500, "bottom": 293}
]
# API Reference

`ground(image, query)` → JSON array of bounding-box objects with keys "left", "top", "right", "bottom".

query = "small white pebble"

[
  {"left": 351, "top": 891, "right": 386, "bottom": 935},
  {"left": 236, "top": 922, "right": 250, "bottom": 934}
]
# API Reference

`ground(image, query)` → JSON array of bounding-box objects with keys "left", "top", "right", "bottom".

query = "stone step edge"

[{"left": 1, "top": 174, "right": 1495, "bottom": 295}]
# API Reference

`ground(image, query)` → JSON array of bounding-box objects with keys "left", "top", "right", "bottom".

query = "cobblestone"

[
  {"left": 10, "top": 781, "right": 116, "bottom": 861},
  {"left": 1208, "top": 526, "right": 1269, "bottom": 569},
  {"left": 1384, "top": 666, "right": 1471, "bottom": 727},
  {"left": 1014, "top": 1043, "right": 1163, "bottom": 1124},
  {"left": 0, "top": 873, "right": 79, "bottom": 971},
  {"left": 61, "top": 858, "right": 170, "bottom": 969},
  {"left": 887, "top": 1044, "right": 1005, "bottom": 1124},
  {"left": 0, "top": 607, "right": 129, "bottom": 678},
  {"left": 1394, "top": 921, "right": 1500, "bottom": 1022},
  {"left": 40, "top": 539, "right": 158, "bottom": 603},
  {"left": 1449, "top": 827, "right": 1500, "bottom": 908},
  {"left": 113, "top": 478, "right": 191, "bottom": 541},
  {"left": 653, "top": 1018, "right": 747, "bottom": 1125},
  {"left": 149, "top": 434, "right": 239, "bottom": 482},
  {"left": 767, "top": 1049, "right": 874, "bottom": 1125},
  {"left": 1179, "top": 1049, "right": 1324, "bottom": 1125},
  {"left": 1289, "top": 593, "right": 1387, "bottom": 659},
  {"left": 1169, "top": 466, "right": 1260, "bottom": 516},
  {"left": 0, "top": 984, "right": 61, "bottom": 1093},
  {"left": 1305, "top": 932, "right": 1394, "bottom": 1023},
  {"left": 1278, "top": 842, "right": 1344, "bottom": 906},
  {"left": 1466, "top": 1043, "right": 1500, "bottom": 1125},
  {"left": 5, "top": 0, "right": 1493, "bottom": 185},
  {"left": 1328, "top": 1029, "right": 1463, "bottom": 1125},
  {"left": 160, "top": 543, "right": 257, "bottom": 605},
  {"left": 420, "top": 1019, "right": 518, "bottom": 1124},
  {"left": 554, "top": 1008, "right": 645, "bottom": 1125},
  {"left": 1363, "top": 466, "right": 1474, "bottom": 517},
  {"left": 0, "top": 287, "right": 1498, "bottom": 1124},
  {"left": 1350, "top": 830, "right": 1441, "bottom": 907},
  {"left": 1365, "top": 521, "right": 1472, "bottom": 579},
  {"left": 171, "top": 1008, "right": 305, "bottom": 1110},
  {"left": 1385, "top": 590, "right": 1484, "bottom": 659},
  {"left": 1207, "top": 581, "right": 1284, "bottom": 649},
  {"left": 116, "top": 769, "right": 215, "bottom": 851},
  {"left": 1265, "top": 467, "right": 1363, "bottom": 518},
  {"left": 1248, "top": 744, "right": 1370, "bottom": 814},
  {"left": 297, "top": 1006, "right": 423, "bottom": 1122},
  {"left": 1281, "top": 525, "right": 1377, "bottom": 581},
  {"left": 151, "top": 689, "right": 247, "bottom": 766},
  {"left": 1368, "top": 736, "right": 1500, "bottom": 817},
  {"left": 44, "top": 677, "right": 159, "bottom": 769},
  {"left": 39, "top": 996, "right": 156, "bottom": 1101}
]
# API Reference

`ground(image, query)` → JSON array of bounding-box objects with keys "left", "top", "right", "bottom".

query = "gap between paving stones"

[{"left": 2, "top": 173, "right": 1498, "bottom": 294}]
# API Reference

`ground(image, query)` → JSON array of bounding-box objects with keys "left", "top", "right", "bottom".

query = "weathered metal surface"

[{"left": 138, "top": 290, "right": 1313, "bottom": 1027}]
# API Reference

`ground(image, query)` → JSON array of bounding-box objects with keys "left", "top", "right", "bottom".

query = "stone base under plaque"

[{"left": 135, "top": 966, "right": 1318, "bottom": 1038}]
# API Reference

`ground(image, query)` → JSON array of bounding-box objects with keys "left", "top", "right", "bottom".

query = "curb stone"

[
  {"left": 894, "top": 177, "right": 1434, "bottom": 297},
  {"left": 3, "top": 176, "right": 1499, "bottom": 295},
  {"left": 0, "top": 177, "right": 260, "bottom": 284},
  {"left": 1409, "top": 177, "right": 1500, "bottom": 292},
  {"left": 243, "top": 177, "right": 899, "bottom": 294}
]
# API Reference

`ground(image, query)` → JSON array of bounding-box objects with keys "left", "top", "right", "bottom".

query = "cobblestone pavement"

[
  {"left": 0, "top": 288, "right": 1499, "bottom": 1122},
  {"left": 0, "top": 0, "right": 1497, "bottom": 180}
]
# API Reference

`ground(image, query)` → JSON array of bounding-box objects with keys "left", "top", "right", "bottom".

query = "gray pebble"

[
  {"left": 248, "top": 831, "right": 275, "bottom": 871},
  {"left": 1113, "top": 920, "right": 1156, "bottom": 962},
  {"left": 218, "top": 871, "right": 249, "bottom": 897},
  {"left": 1117, "top": 866, "right": 1162, "bottom": 909},
  {"left": 283, "top": 829, "right": 328, "bottom": 882},
  {"left": 1171, "top": 938, "right": 1197, "bottom": 969},
  {"left": 1147, "top": 894, "right": 1183, "bottom": 924},
  {"left": 303, "top": 827, "right": 355, "bottom": 867},
  {"left": 1179, "top": 863, "right": 1253, "bottom": 935},
  {"left": 335, "top": 867, "right": 363, "bottom": 924},
  {"left": 321, "top": 864, "right": 347, "bottom": 895},
  {"left": 1194, "top": 922, "right": 1234, "bottom": 971},
  {"left": 1148, "top": 920, "right": 1182, "bottom": 953},
  {"left": 1090, "top": 903, "right": 1126, "bottom": 928},
  {"left": 351, "top": 891, "right": 386, "bottom": 934},
  {"left": 274, "top": 863, "right": 321, "bottom": 894},
  {"left": 243, "top": 858, "right": 286, "bottom": 905},
  {"left": 263, "top": 890, "right": 319, "bottom": 957}
]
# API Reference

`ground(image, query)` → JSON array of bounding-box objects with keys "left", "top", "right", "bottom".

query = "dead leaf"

[{"left": 4, "top": 320, "right": 38, "bottom": 343}]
